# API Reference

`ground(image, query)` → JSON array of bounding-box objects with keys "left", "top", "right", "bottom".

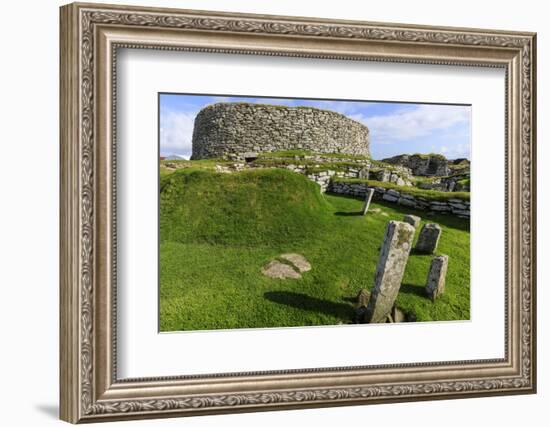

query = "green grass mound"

[
  {"left": 160, "top": 168, "right": 331, "bottom": 247},
  {"left": 160, "top": 168, "right": 470, "bottom": 332}
]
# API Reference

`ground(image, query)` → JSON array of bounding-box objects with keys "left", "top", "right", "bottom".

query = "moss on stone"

[{"left": 396, "top": 224, "right": 415, "bottom": 247}]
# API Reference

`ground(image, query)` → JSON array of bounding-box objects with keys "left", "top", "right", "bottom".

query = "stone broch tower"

[{"left": 191, "top": 102, "right": 370, "bottom": 160}]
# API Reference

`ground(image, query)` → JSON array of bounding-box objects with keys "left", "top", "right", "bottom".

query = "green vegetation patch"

[
  {"left": 332, "top": 178, "right": 470, "bottom": 202},
  {"left": 304, "top": 162, "right": 367, "bottom": 175},
  {"left": 413, "top": 176, "right": 441, "bottom": 187},
  {"left": 160, "top": 168, "right": 470, "bottom": 332},
  {"left": 457, "top": 177, "right": 471, "bottom": 187},
  {"left": 160, "top": 158, "right": 228, "bottom": 169},
  {"left": 251, "top": 158, "right": 315, "bottom": 167},
  {"left": 257, "top": 150, "right": 370, "bottom": 161},
  {"left": 411, "top": 153, "right": 447, "bottom": 160},
  {"left": 370, "top": 159, "right": 397, "bottom": 168},
  {"left": 160, "top": 168, "right": 331, "bottom": 247}
]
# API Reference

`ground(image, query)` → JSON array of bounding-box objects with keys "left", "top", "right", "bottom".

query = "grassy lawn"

[{"left": 160, "top": 168, "right": 470, "bottom": 332}]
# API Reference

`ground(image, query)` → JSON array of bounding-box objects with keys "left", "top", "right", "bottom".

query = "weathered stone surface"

[
  {"left": 364, "top": 221, "right": 415, "bottom": 323},
  {"left": 425, "top": 255, "right": 449, "bottom": 300},
  {"left": 382, "top": 194, "right": 399, "bottom": 203},
  {"left": 358, "top": 167, "right": 369, "bottom": 179},
  {"left": 415, "top": 223, "right": 442, "bottom": 254},
  {"left": 429, "top": 204, "right": 451, "bottom": 212},
  {"left": 192, "top": 102, "right": 370, "bottom": 160},
  {"left": 356, "top": 288, "right": 371, "bottom": 307},
  {"left": 362, "top": 188, "right": 375, "bottom": 215},
  {"left": 403, "top": 214, "right": 421, "bottom": 228},
  {"left": 382, "top": 154, "right": 450, "bottom": 176},
  {"left": 261, "top": 260, "right": 301, "bottom": 279},
  {"left": 372, "top": 169, "right": 391, "bottom": 182},
  {"left": 398, "top": 197, "right": 416, "bottom": 208},
  {"left": 280, "top": 253, "right": 311, "bottom": 273},
  {"left": 391, "top": 306, "right": 406, "bottom": 323}
]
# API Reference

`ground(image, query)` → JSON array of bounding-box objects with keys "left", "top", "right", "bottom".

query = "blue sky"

[{"left": 159, "top": 94, "right": 471, "bottom": 160}]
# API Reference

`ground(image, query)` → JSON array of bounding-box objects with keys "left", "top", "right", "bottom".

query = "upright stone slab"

[
  {"left": 362, "top": 188, "right": 375, "bottom": 215},
  {"left": 425, "top": 255, "right": 449, "bottom": 301},
  {"left": 358, "top": 167, "right": 369, "bottom": 179},
  {"left": 364, "top": 221, "right": 415, "bottom": 323},
  {"left": 403, "top": 214, "right": 421, "bottom": 228},
  {"left": 415, "top": 223, "right": 442, "bottom": 254}
]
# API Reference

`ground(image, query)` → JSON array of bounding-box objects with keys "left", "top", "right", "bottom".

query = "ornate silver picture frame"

[{"left": 60, "top": 2, "right": 536, "bottom": 423}]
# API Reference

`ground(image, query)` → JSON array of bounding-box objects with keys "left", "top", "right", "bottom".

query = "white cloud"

[
  {"left": 159, "top": 110, "right": 197, "bottom": 158},
  {"left": 350, "top": 104, "right": 470, "bottom": 144},
  {"left": 433, "top": 143, "right": 471, "bottom": 159}
]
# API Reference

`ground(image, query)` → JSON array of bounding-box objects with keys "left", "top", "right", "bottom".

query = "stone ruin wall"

[
  {"left": 329, "top": 181, "right": 470, "bottom": 219},
  {"left": 191, "top": 103, "right": 370, "bottom": 160},
  {"left": 382, "top": 154, "right": 450, "bottom": 177}
]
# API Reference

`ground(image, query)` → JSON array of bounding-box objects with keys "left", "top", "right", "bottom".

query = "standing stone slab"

[
  {"left": 403, "top": 214, "right": 421, "bottom": 228},
  {"left": 361, "top": 188, "right": 375, "bottom": 215},
  {"left": 364, "top": 221, "right": 415, "bottom": 323},
  {"left": 358, "top": 167, "right": 369, "bottom": 179},
  {"left": 425, "top": 255, "right": 449, "bottom": 301},
  {"left": 415, "top": 223, "right": 442, "bottom": 254}
]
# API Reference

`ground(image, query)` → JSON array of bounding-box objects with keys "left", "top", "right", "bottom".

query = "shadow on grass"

[
  {"left": 410, "top": 248, "right": 434, "bottom": 256},
  {"left": 341, "top": 295, "right": 358, "bottom": 303},
  {"left": 334, "top": 211, "right": 363, "bottom": 217},
  {"left": 400, "top": 283, "right": 427, "bottom": 297},
  {"left": 264, "top": 291, "right": 354, "bottom": 319}
]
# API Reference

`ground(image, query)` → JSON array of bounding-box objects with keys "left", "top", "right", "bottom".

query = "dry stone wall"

[
  {"left": 329, "top": 181, "right": 470, "bottom": 219},
  {"left": 191, "top": 103, "right": 370, "bottom": 160}
]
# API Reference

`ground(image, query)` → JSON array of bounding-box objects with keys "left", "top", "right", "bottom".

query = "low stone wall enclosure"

[
  {"left": 207, "top": 159, "right": 470, "bottom": 219},
  {"left": 329, "top": 180, "right": 470, "bottom": 219},
  {"left": 169, "top": 101, "right": 472, "bottom": 219},
  {"left": 191, "top": 103, "right": 370, "bottom": 160}
]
